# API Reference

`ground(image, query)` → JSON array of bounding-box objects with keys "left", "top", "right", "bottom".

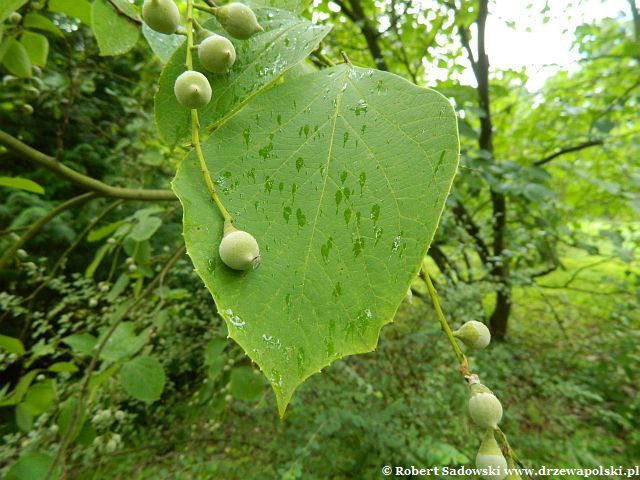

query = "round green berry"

[
  {"left": 453, "top": 320, "right": 491, "bottom": 349},
  {"left": 142, "top": 0, "right": 180, "bottom": 35},
  {"left": 468, "top": 383, "right": 503, "bottom": 429},
  {"left": 219, "top": 226, "right": 260, "bottom": 271},
  {"left": 198, "top": 34, "right": 236, "bottom": 74},
  {"left": 174, "top": 70, "right": 212, "bottom": 109},
  {"left": 475, "top": 430, "right": 508, "bottom": 480},
  {"left": 8, "top": 12, "right": 22, "bottom": 25},
  {"left": 215, "top": 3, "right": 263, "bottom": 40}
]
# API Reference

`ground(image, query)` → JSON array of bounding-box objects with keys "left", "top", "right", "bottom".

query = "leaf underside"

[{"left": 173, "top": 64, "right": 459, "bottom": 416}]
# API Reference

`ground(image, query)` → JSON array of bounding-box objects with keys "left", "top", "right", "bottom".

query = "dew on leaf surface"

[
  {"left": 226, "top": 309, "right": 246, "bottom": 329},
  {"left": 391, "top": 235, "right": 402, "bottom": 253}
]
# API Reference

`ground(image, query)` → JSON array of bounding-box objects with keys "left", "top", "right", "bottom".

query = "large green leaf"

[
  {"left": 173, "top": 64, "right": 459, "bottom": 415},
  {"left": 154, "top": 8, "right": 330, "bottom": 147},
  {"left": 91, "top": 0, "right": 140, "bottom": 56}
]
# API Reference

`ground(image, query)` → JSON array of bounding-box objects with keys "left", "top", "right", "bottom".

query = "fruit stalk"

[
  {"left": 421, "top": 261, "right": 466, "bottom": 366},
  {"left": 185, "top": 0, "right": 232, "bottom": 223}
]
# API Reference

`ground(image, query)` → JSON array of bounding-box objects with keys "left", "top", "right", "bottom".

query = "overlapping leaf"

[
  {"left": 173, "top": 64, "right": 459, "bottom": 415},
  {"left": 154, "top": 8, "right": 331, "bottom": 147},
  {"left": 91, "top": 0, "right": 139, "bottom": 56}
]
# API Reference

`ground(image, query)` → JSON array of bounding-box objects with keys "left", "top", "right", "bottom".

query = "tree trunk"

[{"left": 474, "top": 0, "right": 511, "bottom": 339}]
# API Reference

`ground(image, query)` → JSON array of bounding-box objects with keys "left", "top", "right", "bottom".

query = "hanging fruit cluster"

[
  {"left": 142, "top": 0, "right": 263, "bottom": 271},
  {"left": 452, "top": 320, "right": 510, "bottom": 479}
]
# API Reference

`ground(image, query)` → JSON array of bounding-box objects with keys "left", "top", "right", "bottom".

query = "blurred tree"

[{"left": 318, "top": 0, "right": 640, "bottom": 338}]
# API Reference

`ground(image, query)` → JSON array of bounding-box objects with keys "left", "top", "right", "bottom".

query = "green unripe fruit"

[
  {"left": 142, "top": 0, "right": 180, "bottom": 34},
  {"left": 453, "top": 320, "right": 491, "bottom": 349},
  {"left": 476, "top": 430, "right": 508, "bottom": 480},
  {"left": 174, "top": 70, "right": 212, "bottom": 109},
  {"left": 198, "top": 34, "right": 236, "bottom": 74},
  {"left": 469, "top": 383, "right": 503, "bottom": 429},
  {"left": 215, "top": 3, "right": 264, "bottom": 40},
  {"left": 8, "top": 12, "right": 22, "bottom": 24},
  {"left": 219, "top": 224, "right": 260, "bottom": 271}
]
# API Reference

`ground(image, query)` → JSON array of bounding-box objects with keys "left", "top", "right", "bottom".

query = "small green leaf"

[
  {"left": 48, "top": 0, "right": 92, "bottom": 24},
  {"left": 23, "top": 12, "right": 64, "bottom": 38},
  {"left": 0, "top": 370, "right": 38, "bottom": 407},
  {"left": 120, "top": 355, "right": 166, "bottom": 403},
  {"left": 1, "top": 37, "right": 31, "bottom": 78},
  {"left": 107, "top": 273, "right": 130, "bottom": 302},
  {"left": 0, "top": 176, "right": 45, "bottom": 195},
  {"left": 91, "top": 0, "right": 140, "bottom": 56},
  {"left": 61, "top": 333, "right": 97, "bottom": 355},
  {"left": 129, "top": 216, "right": 162, "bottom": 242},
  {"left": 84, "top": 243, "right": 110, "bottom": 278},
  {"left": 48, "top": 361, "right": 78, "bottom": 373},
  {"left": 20, "top": 31, "right": 49, "bottom": 67},
  {"left": 0, "top": 0, "right": 27, "bottom": 24},
  {"left": 23, "top": 379, "right": 57, "bottom": 415},
  {"left": 15, "top": 403, "right": 33, "bottom": 432},
  {"left": 0, "top": 334, "right": 25, "bottom": 356},
  {"left": 88, "top": 364, "right": 119, "bottom": 397},
  {"left": 87, "top": 220, "right": 125, "bottom": 242},
  {"left": 5, "top": 451, "right": 59, "bottom": 480},
  {"left": 100, "top": 322, "right": 148, "bottom": 362},
  {"left": 230, "top": 366, "right": 265, "bottom": 402}
]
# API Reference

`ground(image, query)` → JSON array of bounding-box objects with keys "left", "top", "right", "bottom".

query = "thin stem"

[
  {"left": 186, "top": 0, "right": 233, "bottom": 224},
  {"left": 422, "top": 261, "right": 527, "bottom": 474},
  {"left": 0, "top": 129, "right": 176, "bottom": 201},
  {"left": 192, "top": 111, "right": 232, "bottom": 222},
  {"left": 421, "top": 264, "right": 466, "bottom": 366},
  {"left": 341, "top": 51, "right": 353, "bottom": 66},
  {"left": 193, "top": 3, "right": 217, "bottom": 15},
  {"left": 313, "top": 49, "right": 335, "bottom": 67},
  {"left": 45, "top": 245, "right": 186, "bottom": 479}
]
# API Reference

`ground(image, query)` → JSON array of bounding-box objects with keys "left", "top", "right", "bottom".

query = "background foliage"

[{"left": 1, "top": 0, "right": 638, "bottom": 478}]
